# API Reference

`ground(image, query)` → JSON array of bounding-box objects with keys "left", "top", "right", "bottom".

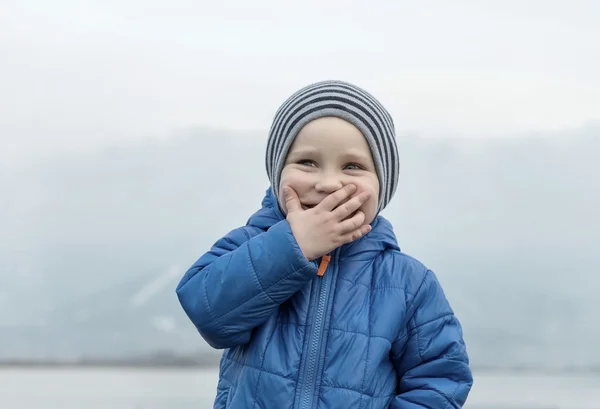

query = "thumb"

[{"left": 282, "top": 186, "right": 302, "bottom": 213}]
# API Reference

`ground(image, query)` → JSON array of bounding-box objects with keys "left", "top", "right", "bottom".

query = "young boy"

[{"left": 176, "top": 80, "right": 473, "bottom": 409}]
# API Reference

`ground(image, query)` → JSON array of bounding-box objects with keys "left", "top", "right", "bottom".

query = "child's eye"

[
  {"left": 298, "top": 160, "right": 317, "bottom": 167},
  {"left": 344, "top": 163, "right": 363, "bottom": 170}
]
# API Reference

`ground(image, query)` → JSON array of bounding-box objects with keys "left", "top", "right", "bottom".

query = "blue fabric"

[{"left": 176, "top": 188, "right": 472, "bottom": 409}]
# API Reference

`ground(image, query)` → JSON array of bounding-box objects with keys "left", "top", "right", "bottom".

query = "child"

[{"left": 176, "top": 80, "right": 473, "bottom": 409}]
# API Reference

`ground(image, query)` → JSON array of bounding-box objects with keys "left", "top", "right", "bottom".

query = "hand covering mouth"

[{"left": 300, "top": 196, "right": 354, "bottom": 211}]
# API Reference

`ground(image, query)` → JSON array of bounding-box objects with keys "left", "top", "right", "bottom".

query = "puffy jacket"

[{"left": 176, "top": 188, "right": 472, "bottom": 409}]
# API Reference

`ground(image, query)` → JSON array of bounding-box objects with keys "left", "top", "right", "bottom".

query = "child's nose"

[{"left": 315, "top": 173, "right": 343, "bottom": 193}]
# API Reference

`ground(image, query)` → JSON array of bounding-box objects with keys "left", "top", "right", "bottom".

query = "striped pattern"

[{"left": 265, "top": 80, "right": 399, "bottom": 212}]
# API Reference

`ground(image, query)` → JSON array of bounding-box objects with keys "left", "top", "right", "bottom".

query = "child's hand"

[{"left": 282, "top": 184, "right": 372, "bottom": 261}]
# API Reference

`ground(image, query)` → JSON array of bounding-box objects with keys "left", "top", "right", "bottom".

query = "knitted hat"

[{"left": 265, "top": 80, "right": 399, "bottom": 213}]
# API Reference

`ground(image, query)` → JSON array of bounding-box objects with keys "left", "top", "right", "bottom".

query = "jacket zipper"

[{"left": 298, "top": 251, "right": 335, "bottom": 409}]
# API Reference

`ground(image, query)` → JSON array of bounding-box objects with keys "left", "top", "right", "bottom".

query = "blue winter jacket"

[{"left": 176, "top": 188, "right": 472, "bottom": 409}]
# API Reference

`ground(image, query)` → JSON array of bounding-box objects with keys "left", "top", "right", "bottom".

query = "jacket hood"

[{"left": 246, "top": 187, "right": 400, "bottom": 256}]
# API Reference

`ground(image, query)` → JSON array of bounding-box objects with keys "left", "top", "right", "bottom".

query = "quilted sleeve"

[
  {"left": 390, "top": 270, "right": 473, "bottom": 408},
  {"left": 175, "top": 219, "right": 318, "bottom": 349}
]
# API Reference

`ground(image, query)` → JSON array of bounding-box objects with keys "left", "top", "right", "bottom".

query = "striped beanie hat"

[{"left": 265, "top": 80, "right": 399, "bottom": 213}]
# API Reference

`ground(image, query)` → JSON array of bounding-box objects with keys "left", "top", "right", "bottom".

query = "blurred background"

[{"left": 1, "top": 1, "right": 599, "bottom": 408}]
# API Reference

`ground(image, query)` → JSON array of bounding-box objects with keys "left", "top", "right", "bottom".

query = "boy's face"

[{"left": 279, "top": 116, "right": 380, "bottom": 225}]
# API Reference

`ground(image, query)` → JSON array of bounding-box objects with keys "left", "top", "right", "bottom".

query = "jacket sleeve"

[
  {"left": 175, "top": 220, "right": 318, "bottom": 349},
  {"left": 390, "top": 269, "right": 473, "bottom": 409}
]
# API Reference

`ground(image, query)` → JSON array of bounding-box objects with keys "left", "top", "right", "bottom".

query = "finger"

[
  {"left": 282, "top": 186, "right": 303, "bottom": 213},
  {"left": 332, "top": 191, "right": 371, "bottom": 220},
  {"left": 336, "top": 210, "right": 366, "bottom": 234},
  {"left": 317, "top": 184, "right": 357, "bottom": 212},
  {"left": 338, "top": 224, "right": 372, "bottom": 244}
]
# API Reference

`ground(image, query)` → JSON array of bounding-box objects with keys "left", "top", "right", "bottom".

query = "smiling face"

[{"left": 278, "top": 116, "right": 380, "bottom": 225}]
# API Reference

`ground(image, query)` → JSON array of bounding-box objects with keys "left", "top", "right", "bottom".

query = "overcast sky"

[{"left": 1, "top": 0, "right": 599, "bottom": 162}]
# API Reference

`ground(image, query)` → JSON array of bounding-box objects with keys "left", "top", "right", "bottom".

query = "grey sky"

[{"left": 1, "top": 0, "right": 599, "bottom": 162}]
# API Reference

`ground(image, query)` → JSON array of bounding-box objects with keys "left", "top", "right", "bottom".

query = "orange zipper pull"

[{"left": 316, "top": 254, "right": 331, "bottom": 277}]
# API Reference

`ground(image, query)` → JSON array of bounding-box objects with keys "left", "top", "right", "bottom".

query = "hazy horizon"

[{"left": 1, "top": 123, "right": 598, "bottom": 372}]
